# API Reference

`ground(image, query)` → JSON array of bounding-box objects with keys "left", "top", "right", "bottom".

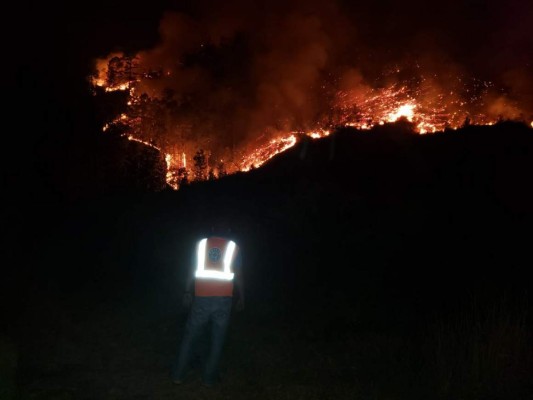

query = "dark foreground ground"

[{"left": 3, "top": 122, "right": 533, "bottom": 400}]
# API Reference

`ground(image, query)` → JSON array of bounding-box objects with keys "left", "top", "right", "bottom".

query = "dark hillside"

[{"left": 3, "top": 121, "right": 533, "bottom": 400}]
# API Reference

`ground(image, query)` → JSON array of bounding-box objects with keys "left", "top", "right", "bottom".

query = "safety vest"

[{"left": 194, "top": 236, "right": 238, "bottom": 297}]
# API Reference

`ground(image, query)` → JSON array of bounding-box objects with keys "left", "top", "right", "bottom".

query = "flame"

[
  {"left": 105, "top": 83, "right": 130, "bottom": 92},
  {"left": 241, "top": 135, "right": 298, "bottom": 171},
  {"left": 387, "top": 103, "right": 416, "bottom": 122},
  {"left": 91, "top": 54, "right": 530, "bottom": 190}
]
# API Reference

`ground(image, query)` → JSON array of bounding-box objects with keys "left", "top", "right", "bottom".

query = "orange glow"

[
  {"left": 105, "top": 83, "right": 130, "bottom": 92},
  {"left": 91, "top": 54, "right": 526, "bottom": 189},
  {"left": 387, "top": 103, "right": 416, "bottom": 122},
  {"left": 241, "top": 135, "right": 298, "bottom": 171}
]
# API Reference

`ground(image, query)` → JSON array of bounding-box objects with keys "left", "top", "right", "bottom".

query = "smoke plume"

[{"left": 93, "top": 0, "right": 532, "bottom": 174}]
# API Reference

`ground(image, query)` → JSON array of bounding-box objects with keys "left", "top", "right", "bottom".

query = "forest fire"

[
  {"left": 91, "top": 55, "right": 531, "bottom": 189},
  {"left": 89, "top": 0, "right": 532, "bottom": 190}
]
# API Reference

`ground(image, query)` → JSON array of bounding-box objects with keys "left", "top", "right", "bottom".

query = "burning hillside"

[{"left": 90, "top": 0, "right": 532, "bottom": 189}]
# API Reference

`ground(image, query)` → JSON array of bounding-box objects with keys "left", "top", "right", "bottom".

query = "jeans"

[{"left": 171, "top": 296, "right": 232, "bottom": 384}]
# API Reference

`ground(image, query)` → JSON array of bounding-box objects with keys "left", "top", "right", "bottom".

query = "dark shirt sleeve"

[
  {"left": 233, "top": 248, "right": 242, "bottom": 272},
  {"left": 191, "top": 242, "right": 197, "bottom": 269}
]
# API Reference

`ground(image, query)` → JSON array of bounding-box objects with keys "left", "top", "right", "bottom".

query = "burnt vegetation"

[{"left": 3, "top": 119, "right": 533, "bottom": 399}]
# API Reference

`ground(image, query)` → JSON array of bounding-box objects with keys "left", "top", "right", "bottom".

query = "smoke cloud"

[{"left": 94, "top": 0, "right": 532, "bottom": 169}]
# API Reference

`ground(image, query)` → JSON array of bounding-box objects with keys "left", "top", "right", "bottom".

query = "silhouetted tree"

[
  {"left": 217, "top": 161, "right": 227, "bottom": 177},
  {"left": 193, "top": 149, "right": 208, "bottom": 181},
  {"left": 107, "top": 55, "right": 137, "bottom": 87},
  {"left": 121, "top": 141, "right": 167, "bottom": 192},
  {"left": 177, "top": 167, "right": 189, "bottom": 186}
]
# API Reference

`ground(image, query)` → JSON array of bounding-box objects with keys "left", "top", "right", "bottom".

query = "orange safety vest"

[{"left": 194, "top": 236, "right": 238, "bottom": 297}]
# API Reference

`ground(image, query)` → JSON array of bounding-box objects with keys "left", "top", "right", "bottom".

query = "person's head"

[{"left": 210, "top": 216, "right": 232, "bottom": 236}]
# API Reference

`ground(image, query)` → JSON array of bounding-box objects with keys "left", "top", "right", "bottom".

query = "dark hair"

[{"left": 211, "top": 216, "right": 231, "bottom": 234}]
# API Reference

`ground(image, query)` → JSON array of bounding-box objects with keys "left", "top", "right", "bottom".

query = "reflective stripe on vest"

[{"left": 195, "top": 238, "right": 236, "bottom": 281}]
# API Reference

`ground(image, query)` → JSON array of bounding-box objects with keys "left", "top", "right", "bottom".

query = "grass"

[
  {"left": 0, "top": 334, "right": 18, "bottom": 400},
  {"left": 14, "top": 285, "right": 532, "bottom": 400},
  {"left": 423, "top": 294, "right": 531, "bottom": 399}
]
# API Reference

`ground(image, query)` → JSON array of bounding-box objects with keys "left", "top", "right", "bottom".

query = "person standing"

[{"left": 171, "top": 219, "right": 244, "bottom": 387}]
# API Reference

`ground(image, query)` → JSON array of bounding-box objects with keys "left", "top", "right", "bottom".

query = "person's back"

[{"left": 171, "top": 217, "right": 244, "bottom": 387}]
